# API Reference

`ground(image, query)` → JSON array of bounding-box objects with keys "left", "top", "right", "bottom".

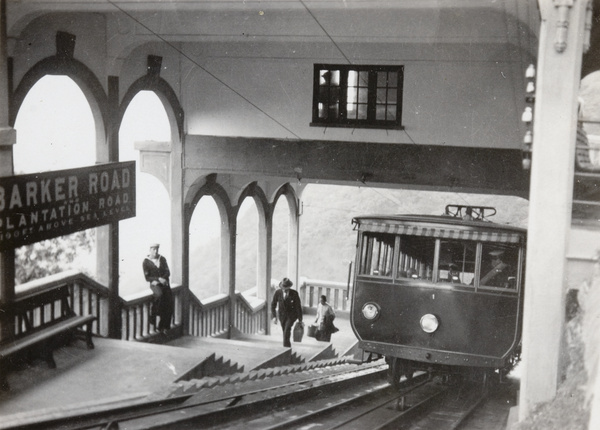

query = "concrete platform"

[{"left": 0, "top": 316, "right": 359, "bottom": 428}]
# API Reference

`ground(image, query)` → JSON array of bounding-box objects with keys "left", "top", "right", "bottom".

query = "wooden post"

[
  {"left": 107, "top": 76, "right": 121, "bottom": 339},
  {"left": 0, "top": 0, "right": 17, "bottom": 342}
]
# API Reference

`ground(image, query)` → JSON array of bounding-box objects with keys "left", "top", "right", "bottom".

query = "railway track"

[
  {"left": 212, "top": 375, "right": 487, "bottom": 430},
  {"left": 10, "top": 361, "right": 491, "bottom": 430}
]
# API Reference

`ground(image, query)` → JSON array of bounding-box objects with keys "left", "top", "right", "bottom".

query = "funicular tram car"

[{"left": 350, "top": 205, "right": 526, "bottom": 387}]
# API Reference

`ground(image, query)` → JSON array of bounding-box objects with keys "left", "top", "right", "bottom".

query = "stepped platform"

[{"left": 0, "top": 316, "right": 359, "bottom": 429}]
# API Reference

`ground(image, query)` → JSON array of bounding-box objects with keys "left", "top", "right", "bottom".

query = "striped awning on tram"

[{"left": 357, "top": 221, "right": 523, "bottom": 243}]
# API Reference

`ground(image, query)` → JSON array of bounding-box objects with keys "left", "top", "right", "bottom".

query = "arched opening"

[
  {"left": 189, "top": 196, "right": 221, "bottom": 300},
  {"left": 235, "top": 198, "right": 259, "bottom": 293},
  {"left": 271, "top": 195, "right": 291, "bottom": 284},
  {"left": 12, "top": 76, "right": 96, "bottom": 284},
  {"left": 118, "top": 91, "right": 172, "bottom": 297}
]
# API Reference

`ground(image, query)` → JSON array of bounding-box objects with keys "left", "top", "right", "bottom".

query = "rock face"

[{"left": 512, "top": 259, "right": 600, "bottom": 430}]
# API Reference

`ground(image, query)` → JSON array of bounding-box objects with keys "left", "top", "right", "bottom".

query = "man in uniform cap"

[
  {"left": 142, "top": 243, "right": 174, "bottom": 333},
  {"left": 271, "top": 277, "right": 303, "bottom": 347},
  {"left": 480, "top": 249, "right": 509, "bottom": 287}
]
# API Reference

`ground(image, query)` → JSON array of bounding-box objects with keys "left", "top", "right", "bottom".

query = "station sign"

[{"left": 0, "top": 161, "right": 136, "bottom": 250}]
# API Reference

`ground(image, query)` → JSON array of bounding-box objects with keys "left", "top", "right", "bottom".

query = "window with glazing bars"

[{"left": 311, "top": 64, "right": 404, "bottom": 129}]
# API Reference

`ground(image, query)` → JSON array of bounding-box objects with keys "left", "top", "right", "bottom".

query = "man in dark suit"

[{"left": 271, "top": 277, "right": 303, "bottom": 347}]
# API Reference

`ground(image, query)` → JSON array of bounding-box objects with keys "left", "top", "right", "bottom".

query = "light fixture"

[
  {"left": 521, "top": 107, "right": 533, "bottom": 123},
  {"left": 526, "top": 81, "right": 535, "bottom": 94},
  {"left": 522, "top": 149, "right": 532, "bottom": 170},
  {"left": 420, "top": 314, "right": 439, "bottom": 333},
  {"left": 522, "top": 64, "right": 536, "bottom": 169},
  {"left": 525, "top": 64, "right": 535, "bottom": 79},
  {"left": 362, "top": 302, "right": 380, "bottom": 320}
]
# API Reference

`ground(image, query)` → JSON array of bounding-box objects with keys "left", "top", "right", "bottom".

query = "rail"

[
  {"left": 299, "top": 278, "right": 351, "bottom": 315},
  {"left": 14, "top": 270, "right": 110, "bottom": 337},
  {"left": 188, "top": 290, "right": 267, "bottom": 337},
  {"left": 121, "top": 285, "right": 183, "bottom": 341},
  {"left": 9, "top": 273, "right": 345, "bottom": 344}
]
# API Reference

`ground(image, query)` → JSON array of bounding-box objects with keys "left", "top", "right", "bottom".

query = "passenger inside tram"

[{"left": 480, "top": 248, "right": 516, "bottom": 289}]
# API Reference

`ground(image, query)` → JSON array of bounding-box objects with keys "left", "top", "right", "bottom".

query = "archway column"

[
  {"left": 258, "top": 207, "right": 273, "bottom": 334},
  {"left": 226, "top": 216, "right": 237, "bottom": 339},
  {"left": 519, "top": 0, "right": 587, "bottom": 420}
]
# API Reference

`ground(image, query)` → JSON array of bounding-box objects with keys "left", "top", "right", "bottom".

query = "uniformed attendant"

[{"left": 142, "top": 243, "right": 174, "bottom": 333}]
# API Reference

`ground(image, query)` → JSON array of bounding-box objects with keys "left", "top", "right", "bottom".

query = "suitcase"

[
  {"left": 307, "top": 324, "right": 317, "bottom": 338},
  {"left": 293, "top": 321, "right": 304, "bottom": 342}
]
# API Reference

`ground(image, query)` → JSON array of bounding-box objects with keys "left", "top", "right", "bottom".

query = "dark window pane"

[
  {"left": 386, "top": 105, "right": 396, "bottom": 121},
  {"left": 376, "top": 105, "right": 386, "bottom": 120},
  {"left": 357, "top": 104, "right": 368, "bottom": 119},
  {"left": 377, "top": 88, "right": 387, "bottom": 103},
  {"left": 377, "top": 71, "right": 387, "bottom": 87},
  {"left": 358, "top": 87, "right": 368, "bottom": 103},
  {"left": 388, "top": 72, "right": 398, "bottom": 87},
  {"left": 388, "top": 89, "right": 397, "bottom": 103},
  {"left": 359, "top": 71, "right": 369, "bottom": 87}
]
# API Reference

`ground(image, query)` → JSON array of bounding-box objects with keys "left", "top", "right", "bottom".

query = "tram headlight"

[
  {"left": 362, "top": 302, "right": 380, "bottom": 320},
  {"left": 420, "top": 314, "right": 439, "bottom": 333}
]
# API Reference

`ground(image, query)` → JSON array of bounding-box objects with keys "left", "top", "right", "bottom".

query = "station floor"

[{"left": 0, "top": 316, "right": 358, "bottom": 428}]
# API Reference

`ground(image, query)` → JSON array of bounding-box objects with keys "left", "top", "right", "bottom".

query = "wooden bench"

[{"left": 0, "top": 283, "right": 96, "bottom": 391}]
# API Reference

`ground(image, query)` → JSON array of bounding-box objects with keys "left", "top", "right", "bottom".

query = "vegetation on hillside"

[{"left": 190, "top": 184, "right": 528, "bottom": 298}]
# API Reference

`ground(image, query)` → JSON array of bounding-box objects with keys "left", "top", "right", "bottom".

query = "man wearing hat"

[
  {"left": 271, "top": 277, "right": 303, "bottom": 347},
  {"left": 480, "top": 249, "right": 510, "bottom": 287},
  {"left": 142, "top": 243, "right": 173, "bottom": 333}
]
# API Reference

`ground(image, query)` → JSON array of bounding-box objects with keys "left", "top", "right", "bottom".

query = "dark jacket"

[
  {"left": 271, "top": 288, "right": 303, "bottom": 322},
  {"left": 143, "top": 255, "right": 170, "bottom": 287}
]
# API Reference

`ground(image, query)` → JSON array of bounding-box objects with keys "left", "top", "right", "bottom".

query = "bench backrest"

[{"left": 6, "top": 284, "right": 75, "bottom": 337}]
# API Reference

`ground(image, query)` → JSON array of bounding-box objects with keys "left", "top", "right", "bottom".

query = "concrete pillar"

[
  {"left": 288, "top": 196, "right": 300, "bottom": 288},
  {"left": 258, "top": 206, "right": 273, "bottom": 334},
  {"left": 227, "top": 215, "right": 237, "bottom": 338},
  {"left": 0, "top": 0, "right": 17, "bottom": 342},
  {"left": 171, "top": 142, "right": 186, "bottom": 331},
  {"left": 519, "top": 0, "right": 587, "bottom": 420},
  {"left": 257, "top": 207, "right": 272, "bottom": 302}
]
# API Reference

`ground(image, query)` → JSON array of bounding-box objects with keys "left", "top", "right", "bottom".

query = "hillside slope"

[{"left": 190, "top": 185, "right": 528, "bottom": 298}]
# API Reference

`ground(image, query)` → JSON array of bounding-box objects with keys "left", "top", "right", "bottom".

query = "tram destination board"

[{"left": 0, "top": 161, "right": 136, "bottom": 250}]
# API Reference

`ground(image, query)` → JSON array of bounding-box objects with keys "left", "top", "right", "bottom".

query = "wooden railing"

[
  {"left": 188, "top": 293, "right": 229, "bottom": 337},
  {"left": 188, "top": 290, "right": 267, "bottom": 337},
  {"left": 299, "top": 278, "right": 352, "bottom": 315},
  {"left": 14, "top": 270, "right": 110, "bottom": 338},
  {"left": 235, "top": 289, "right": 267, "bottom": 334},
  {"left": 9, "top": 273, "right": 341, "bottom": 344},
  {"left": 121, "top": 285, "right": 183, "bottom": 341}
]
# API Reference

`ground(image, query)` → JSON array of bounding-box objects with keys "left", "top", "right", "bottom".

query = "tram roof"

[{"left": 352, "top": 214, "right": 526, "bottom": 244}]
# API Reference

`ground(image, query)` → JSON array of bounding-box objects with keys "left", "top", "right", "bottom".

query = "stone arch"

[
  {"left": 271, "top": 183, "right": 300, "bottom": 287},
  {"left": 119, "top": 75, "right": 184, "bottom": 141},
  {"left": 235, "top": 182, "right": 270, "bottom": 295},
  {"left": 271, "top": 183, "right": 299, "bottom": 216},
  {"left": 236, "top": 182, "right": 270, "bottom": 220},
  {"left": 185, "top": 176, "right": 235, "bottom": 297},
  {"left": 10, "top": 56, "right": 108, "bottom": 153}
]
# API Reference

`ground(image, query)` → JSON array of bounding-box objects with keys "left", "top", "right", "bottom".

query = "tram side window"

[
  {"left": 480, "top": 244, "right": 519, "bottom": 289},
  {"left": 438, "top": 240, "right": 476, "bottom": 285},
  {"left": 359, "top": 233, "right": 395, "bottom": 277},
  {"left": 396, "top": 235, "right": 435, "bottom": 280}
]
